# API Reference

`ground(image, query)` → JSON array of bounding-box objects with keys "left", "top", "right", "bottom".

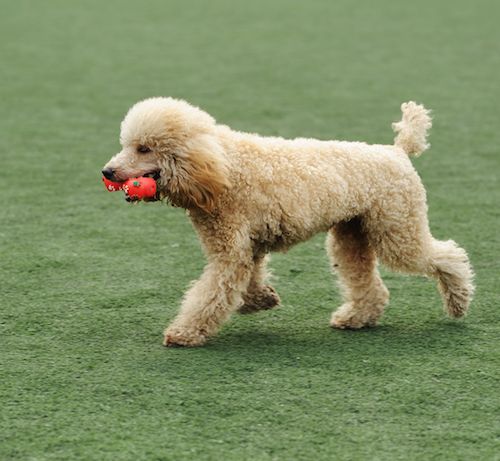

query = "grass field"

[{"left": 1, "top": 0, "right": 500, "bottom": 459}]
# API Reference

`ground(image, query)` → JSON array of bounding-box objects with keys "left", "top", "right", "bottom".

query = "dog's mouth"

[{"left": 142, "top": 170, "right": 161, "bottom": 180}]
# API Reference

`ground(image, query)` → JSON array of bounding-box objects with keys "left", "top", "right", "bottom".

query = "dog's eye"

[{"left": 137, "top": 145, "right": 152, "bottom": 154}]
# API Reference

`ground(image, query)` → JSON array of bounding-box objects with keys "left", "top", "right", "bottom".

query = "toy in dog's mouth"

[
  {"left": 102, "top": 170, "right": 162, "bottom": 202},
  {"left": 125, "top": 171, "right": 161, "bottom": 202}
]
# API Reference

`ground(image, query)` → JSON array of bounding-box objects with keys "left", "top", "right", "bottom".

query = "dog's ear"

[{"left": 169, "top": 135, "right": 230, "bottom": 214}]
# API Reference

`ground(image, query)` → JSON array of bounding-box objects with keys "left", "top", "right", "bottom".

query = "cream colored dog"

[{"left": 102, "top": 98, "right": 474, "bottom": 347}]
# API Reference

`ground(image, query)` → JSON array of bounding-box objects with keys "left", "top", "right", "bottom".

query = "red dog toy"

[{"left": 102, "top": 176, "right": 157, "bottom": 201}]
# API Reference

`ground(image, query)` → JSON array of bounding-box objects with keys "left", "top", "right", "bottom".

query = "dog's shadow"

[
  {"left": 154, "top": 320, "right": 478, "bottom": 375},
  {"left": 218, "top": 321, "right": 470, "bottom": 352}
]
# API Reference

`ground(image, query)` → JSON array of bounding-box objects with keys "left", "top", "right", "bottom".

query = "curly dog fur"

[{"left": 102, "top": 98, "right": 474, "bottom": 347}]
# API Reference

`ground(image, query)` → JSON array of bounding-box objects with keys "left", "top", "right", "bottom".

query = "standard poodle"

[{"left": 102, "top": 98, "right": 474, "bottom": 347}]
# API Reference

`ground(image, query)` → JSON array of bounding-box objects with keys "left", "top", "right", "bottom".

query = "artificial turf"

[{"left": 1, "top": 0, "right": 499, "bottom": 459}]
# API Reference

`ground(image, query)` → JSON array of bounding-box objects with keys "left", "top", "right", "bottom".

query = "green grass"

[{"left": 1, "top": 0, "right": 499, "bottom": 459}]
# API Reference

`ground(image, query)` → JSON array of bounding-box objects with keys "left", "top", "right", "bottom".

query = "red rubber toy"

[
  {"left": 123, "top": 177, "right": 157, "bottom": 200},
  {"left": 102, "top": 176, "right": 157, "bottom": 200},
  {"left": 102, "top": 177, "right": 124, "bottom": 191}
]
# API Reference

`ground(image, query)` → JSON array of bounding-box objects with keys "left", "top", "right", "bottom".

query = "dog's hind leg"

[
  {"left": 373, "top": 230, "right": 474, "bottom": 318},
  {"left": 365, "top": 209, "right": 474, "bottom": 318},
  {"left": 327, "top": 218, "right": 389, "bottom": 329},
  {"left": 428, "top": 240, "right": 474, "bottom": 317},
  {"left": 238, "top": 254, "right": 280, "bottom": 314}
]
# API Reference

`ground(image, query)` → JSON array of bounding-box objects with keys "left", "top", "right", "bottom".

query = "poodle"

[{"left": 102, "top": 98, "right": 474, "bottom": 347}]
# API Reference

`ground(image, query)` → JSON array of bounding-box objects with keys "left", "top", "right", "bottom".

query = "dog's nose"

[{"left": 102, "top": 168, "right": 115, "bottom": 180}]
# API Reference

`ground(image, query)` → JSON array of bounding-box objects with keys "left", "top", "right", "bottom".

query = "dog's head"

[{"left": 102, "top": 97, "right": 230, "bottom": 213}]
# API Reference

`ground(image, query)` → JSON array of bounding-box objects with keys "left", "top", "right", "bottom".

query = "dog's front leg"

[{"left": 163, "top": 247, "right": 254, "bottom": 347}]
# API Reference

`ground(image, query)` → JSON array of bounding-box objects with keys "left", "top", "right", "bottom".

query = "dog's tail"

[{"left": 392, "top": 101, "right": 432, "bottom": 156}]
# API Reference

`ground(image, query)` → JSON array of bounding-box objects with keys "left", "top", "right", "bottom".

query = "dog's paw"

[
  {"left": 239, "top": 285, "right": 281, "bottom": 314},
  {"left": 163, "top": 326, "right": 207, "bottom": 347},
  {"left": 330, "top": 303, "right": 380, "bottom": 330}
]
